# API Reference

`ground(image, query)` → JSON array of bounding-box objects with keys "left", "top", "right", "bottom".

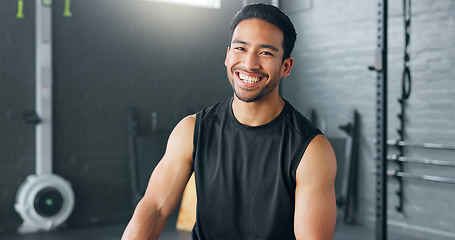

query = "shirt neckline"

[{"left": 228, "top": 97, "right": 288, "bottom": 130}]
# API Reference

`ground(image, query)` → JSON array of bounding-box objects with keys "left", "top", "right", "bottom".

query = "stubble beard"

[
  {"left": 228, "top": 75, "right": 279, "bottom": 103},
  {"left": 232, "top": 81, "right": 279, "bottom": 103},
  {"left": 228, "top": 67, "right": 279, "bottom": 103}
]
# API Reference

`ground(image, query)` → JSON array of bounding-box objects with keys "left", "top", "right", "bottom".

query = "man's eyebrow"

[
  {"left": 232, "top": 39, "right": 279, "bottom": 52},
  {"left": 259, "top": 44, "right": 279, "bottom": 52},
  {"left": 232, "top": 39, "right": 248, "bottom": 45}
]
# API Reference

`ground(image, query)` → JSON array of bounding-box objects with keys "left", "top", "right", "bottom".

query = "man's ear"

[
  {"left": 281, "top": 57, "right": 294, "bottom": 78},
  {"left": 224, "top": 47, "right": 230, "bottom": 67}
]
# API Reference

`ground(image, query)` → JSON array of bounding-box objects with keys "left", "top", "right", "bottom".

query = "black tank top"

[{"left": 191, "top": 98, "right": 321, "bottom": 240}]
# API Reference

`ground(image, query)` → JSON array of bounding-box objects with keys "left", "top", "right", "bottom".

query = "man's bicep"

[
  {"left": 142, "top": 115, "right": 196, "bottom": 218},
  {"left": 294, "top": 135, "right": 337, "bottom": 240}
]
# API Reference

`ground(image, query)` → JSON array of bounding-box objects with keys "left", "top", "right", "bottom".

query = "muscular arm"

[
  {"left": 294, "top": 134, "right": 337, "bottom": 240},
  {"left": 122, "top": 115, "right": 195, "bottom": 240}
]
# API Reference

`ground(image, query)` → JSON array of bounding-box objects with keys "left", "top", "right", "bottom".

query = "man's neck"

[{"left": 232, "top": 95, "right": 285, "bottom": 127}]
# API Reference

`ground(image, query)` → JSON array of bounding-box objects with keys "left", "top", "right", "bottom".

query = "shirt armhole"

[
  {"left": 192, "top": 112, "right": 201, "bottom": 169},
  {"left": 290, "top": 130, "right": 323, "bottom": 184}
]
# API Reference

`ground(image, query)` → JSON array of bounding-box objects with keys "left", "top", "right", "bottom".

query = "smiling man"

[
  {"left": 122, "top": 3, "right": 337, "bottom": 240},
  {"left": 227, "top": 19, "right": 290, "bottom": 104}
]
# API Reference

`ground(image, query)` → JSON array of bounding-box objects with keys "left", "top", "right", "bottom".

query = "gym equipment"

[
  {"left": 16, "top": 0, "right": 25, "bottom": 19},
  {"left": 127, "top": 108, "right": 167, "bottom": 209},
  {"left": 42, "top": 0, "right": 52, "bottom": 7},
  {"left": 387, "top": 155, "right": 455, "bottom": 168},
  {"left": 15, "top": 1, "right": 74, "bottom": 233},
  {"left": 63, "top": 0, "right": 72, "bottom": 17},
  {"left": 387, "top": 170, "right": 455, "bottom": 185},
  {"left": 310, "top": 109, "right": 360, "bottom": 224},
  {"left": 333, "top": 110, "right": 360, "bottom": 223},
  {"left": 370, "top": 0, "right": 452, "bottom": 236},
  {"left": 393, "top": 0, "right": 412, "bottom": 213},
  {"left": 370, "top": 0, "right": 389, "bottom": 238},
  {"left": 15, "top": 175, "right": 74, "bottom": 233},
  {"left": 387, "top": 140, "right": 455, "bottom": 151},
  {"left": 401, "top": 0, "right": 412, "bottom": 101},
  {"left": 387, "top": 139, "right": 455, "bottom": 203},
  {"left": 388, "top": 153, "right": 455, "bottom": 185}
]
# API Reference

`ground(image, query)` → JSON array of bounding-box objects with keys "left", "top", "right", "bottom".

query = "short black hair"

[{"left": 229, "top": 3, "right": 297, "bottom": 61}]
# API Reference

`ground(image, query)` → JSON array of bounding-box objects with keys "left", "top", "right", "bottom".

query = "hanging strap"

[{"left": 402, "top": 0, "right": 412, "bottom": 100}]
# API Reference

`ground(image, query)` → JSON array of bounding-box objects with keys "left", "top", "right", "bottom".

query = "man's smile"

[
  {"left": 238, "top": 72, "right": 262, "bottom": 84},
  {"left": 233, "top": 69, "right": 269, "bottom": 89},
  {"left": 238, "top": 73, "right": 262, "bottom": 83}
]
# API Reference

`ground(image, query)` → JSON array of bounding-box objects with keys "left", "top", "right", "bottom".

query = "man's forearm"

[{"left": 121, "top": 202, "right": 167, "bottom": 240}]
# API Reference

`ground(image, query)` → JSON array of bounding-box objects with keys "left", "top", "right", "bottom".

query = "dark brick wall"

[
  {"left": 0, "top": 0, "right": 238, "bottom": 233},
  {"left": 0, "top": 0, "right": 37, "bottom": 233},
  {"left": 282, "top": 0, "right": 455, "bottom": 239}
]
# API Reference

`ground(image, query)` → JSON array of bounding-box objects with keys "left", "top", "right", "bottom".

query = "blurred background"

[{"left": 1, "top": 0, "right": 454, "bottom": 239}]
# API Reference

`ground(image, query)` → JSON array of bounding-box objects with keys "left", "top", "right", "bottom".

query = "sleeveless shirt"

[{"left": 191, "top": 97, "right": 321, "bottom": 240}]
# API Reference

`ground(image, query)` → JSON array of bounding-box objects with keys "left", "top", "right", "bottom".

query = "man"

[{"left": 122, "top": 3, "right": 337, "bottom": 240}]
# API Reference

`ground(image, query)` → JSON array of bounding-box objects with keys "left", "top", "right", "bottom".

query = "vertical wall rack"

[{"left": 369, "top": 0, "right": 388, "bottom": 239}]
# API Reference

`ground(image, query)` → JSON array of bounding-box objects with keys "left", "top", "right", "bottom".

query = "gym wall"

[
  {"left": 0, "top": 0, "right": 237, "bottom": 233},
  {"left": 282, "top": 0, "right": 455, "bottom": 239}
]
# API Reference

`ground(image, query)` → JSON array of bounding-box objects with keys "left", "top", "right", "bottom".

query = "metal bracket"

[{"left": 23, "top": 111, "right": 42, "bottom": 125}]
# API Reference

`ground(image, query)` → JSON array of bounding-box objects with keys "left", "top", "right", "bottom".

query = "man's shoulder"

[
  {"left": 198, "top": 97, "right": 232, "bottom": 120},
  {"left": 283, "top": 100, "right": 321, "bottom": 137}
]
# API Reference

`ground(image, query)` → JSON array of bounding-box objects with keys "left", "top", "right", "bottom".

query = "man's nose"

[{"left": 244, "top": 53, "right": 260, "bottom": 70}]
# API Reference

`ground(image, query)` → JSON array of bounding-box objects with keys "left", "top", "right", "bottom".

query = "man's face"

[{"left": 225, "top": 18, "right": 293, "bottom": 103}]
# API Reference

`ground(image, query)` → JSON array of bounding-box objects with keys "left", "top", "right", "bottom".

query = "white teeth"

[{"left": 239, "top": 73, "right": 260, "bottom": 84}]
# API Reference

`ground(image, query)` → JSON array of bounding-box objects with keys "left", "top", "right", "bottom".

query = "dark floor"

[{"left": 0, "top": 218, "right": 427, "bottom": 240}]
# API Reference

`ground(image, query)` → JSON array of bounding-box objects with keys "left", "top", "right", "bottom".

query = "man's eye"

[
  {"left": 235, "top": 47, "right": 246, "bottom": 51},
  {"left": 260, "top": 51, "right": 273, "bottom": 56}
]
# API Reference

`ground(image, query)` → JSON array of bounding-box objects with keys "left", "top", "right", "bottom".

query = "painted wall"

[
  {"left": 281, "top": 0, "right": 455, "bottom": 239},
  {"left": 0, "top": 0, "right": 238, "bottom": 233}
]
